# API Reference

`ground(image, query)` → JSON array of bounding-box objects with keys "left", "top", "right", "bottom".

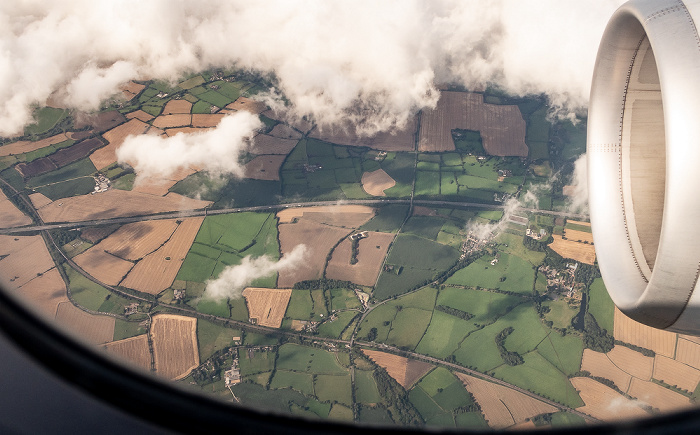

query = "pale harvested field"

[
  {"left": 163, "top": 99, "right": 192, "bottom": 114},
  {"left": 310, "top": 117, "right": 417, "bottom": 152},
  {"left": 680, "top": 334, "right": 700, "bottom": 345},
  {"left": 150, "top": 314, "right": 199, "bottom": 380},
  {"left": 38, "top": 190, "right": 210, "bottom": 223},
  {"left": 0, "top": 133, "right": 69, "bottom": 156},
  {"left": 152, "top": 114, "right": 192, "bottom": 129},
  {"left": 91, "top": 118, "right": 149, "bottom": 169},
  {"left": 455, "top": 372, "right": 556, "bottom": 429},
  {"left": 0, "top": 189, "right": 31, "bottom": 228},
  {"left": 73, "top": 248, "right": 134, "bottom": 286},
  {"left": 676, "top": 338, "right": 700, "bottom": 369},
  {"left": 250, "top": 134, "right": 299, "bottom": 155},
  {"left": 614, "top": 308, "right": 677, "bottom": 358},
  {"left": 277, "top": 205, "right": 375, "bottom": 227},
  {"left": 571, "top": 377, "right": 648, "bottom": 422},
  {"left": 362, "top": 349, "right": 433, "bottom": 389},
  {"left": 104, "top": 334, "right": 151, "bottom": 373},
  {"left": 277, "top": 219, "right": 352, "bottom": 288},
  {"left": 121, "top": 217, "right": 204, "bottom": 294},
  {"left": 120, "top": 81, "right": 145, "bottom": 100},
  {"left": 242, "top": 287, "right": 293, "bottom": 328},
  {"left": 244, "top": 155, "right": 286, "bottom": 181},
  {"left": 653, "top": 355, "right": 700, "bottom": 392},
  {"left": 412, "top": 206, "right": 437, "bottom": 216},
  {"left": 126, "top": 109, "right": 154, "bottom": 122},
  {"left": 226, "top": 97, "right": 267, "bottom": 114},
  {"left": 269, "top": 124, "right": 302, "bottom": 140},
  {"left": 607, "top": 346, "right": 653, "bottom": 381},
  {"left": 549, "top": 235, "right": 596, "bottom": 265},
  {"left": 568, "top": 220, "right": 591, "bottom": 227},
  {"left": 564, "top": 229, "right": 594, "bottom": 244},
  {"left": 28, "top": 192, "right": 53, "bottom": 209},
  {"left": 54, "top": 302, "right": 115, "bottom": 345},
  {"left": 15, "top": 267, "right": 68, "bottom": 319},
  {"left": 361, "top": 169, "right": 396, "bottom": 197},
  {"left": 80, "top": 226, "right": 118, "bottom": 243},
  {"left": 326, "top": 231, "right": 395, "bottom": 286},
  {"left": 98, "top": 219, "right": 179, "bottom": 261},
  {"left": 192, "top": 114, "right": 225, "bottom": 128},
  {"left": 581, "top": 349, "right": 632, "bottom": 392},
  {"left": 0, "top": 235, "right": 55, "bottom": 290},
  {"left": 418, "top": 91, "right": 527, "bottom": 155},
  {"left": 131, "top": 166, "right": 197, "bottom": 196},
  {"left": 627, "top": 377, "right": 692, "bottom": 413},
  {"left": 165, "top": 127, "right": 202, "bottom": 137}
]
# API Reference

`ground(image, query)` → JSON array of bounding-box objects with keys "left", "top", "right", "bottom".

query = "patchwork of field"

[
  {"left": 97, "top": 219, "right": 179, "bottom": 261},
  {"left": 120, "top": 81, "right": 146, "bottom": 101},
  {"left": 277, "top": 205, "right": 375, "bottom": 226},
  {"left": 571, "top": 377, "right": 649, "bottom": 421},
  {"left": 549, "top": 235, "right": 596, "bottom": 265},
  {"left": 225, "top": 97, "right": 267, "bottom": 114},
  {"left": 607, "top": 346, "right": 653, "bottom": 380},
  {"left": 581, "top": 349, "right": 632, "bottom": 392},
  {"left": 131, "top": 166, "right": 198, "bottom": 196},
  {"left": 163, "top": 99, "right": 192, "bottom": 115},
  {"left": 150, "top": 314, "right": 199, "bottom": 380},
  {"left": 28, "top": 192, "right": 53, "bottom": 209},
  {"left": 192, "top": 114, "right": 225, "bottom": 128},
  {"left": 0, "top": 188, "right": 31, "bottom": 228},
  {"left": 250, "top": 134, "right": 299, "bottom": 155},
  {"left": 361, "top": 169, "right": 396, "bottom": 196},
  {"left": 418, "top": 91, "right": 527, "bottom": 156},
  {"left": 613, "top": 308, "right": 677, "bottom": 358},
  {"left": 54, "top": 302, "right": 115, "bottom": 345},
  {"left": 14, "top": 267, "right": 69, "bottom": 319},
  {"left": 37, "top": 190, "right": 210, "bottom": 223},
  {"left": 455, "top": 372, "right": 556, "bottom": 429},
  {"left": 90, "top": 118, "right": 149, "bottom": 170},
  {"left": 268, "top": 124, "right": 302, "bottom": 140},
  {"left": 120, "top": 217, "right": 204, "bottom": 294},
  {"left": 627, "top": 377, "right": 692, "bottom": 413},
  {"left": 676, "top": 338, "right": 700, "bottom": 369},
  {"left": 152, "top": 114, "right": 192, "bottom": 129},
  {"left": 653, "top": 356, "right": 700, "bottom": 392},
  {"left": 0, "top": 132, "right": 71, "bottom": 156},
  {"left": 0, "top": 235, "right": 55, "bottom": 290},
  {"left": 104, "top": 334, "right": 152, "bottom": 373},
  {"left": 309, "top": 117, "right": 417, "bottom": 151},
  {"left": 564, "top": 229, "right": 594, "bottom": 244},
  {"left": 244, "top": 155, "right": 286, "bottom": 181},
  {"left": 126, "top": 110, "right": 154, "bottom": 122},
  {"left": 326, "top": 231, "right": 394, "bottom": 286},
  {"left": 242, "top": 287, "right": 292, "bottom": 328},
  {"left": 362, "top": 349, "right": 433, "bottom": 389},
  {"left": 73, "top": 248, "right": 134, "bottom": 286}
]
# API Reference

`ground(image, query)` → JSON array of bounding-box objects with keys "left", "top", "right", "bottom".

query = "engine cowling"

[{"left": 588, "top": 0, "right": 700, "bottom": 333}]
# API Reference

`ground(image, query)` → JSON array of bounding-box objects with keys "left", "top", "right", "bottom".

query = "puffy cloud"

[
  {"left": 203, "top": 244, "right": 307, "bottom": 301},
  {"left": 566, "top": 153, "right": 589, "bottom": 214},
  {"left": 0, "top": 0, "right": 624, "bottom": 136}
]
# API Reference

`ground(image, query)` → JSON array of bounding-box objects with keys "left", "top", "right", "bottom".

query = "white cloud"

[
  {"left": 566, "top": 153, "right": 589, "bottom": 214},
  {"left": 203, "top": 244, "right": 308, "bottom": 301}
]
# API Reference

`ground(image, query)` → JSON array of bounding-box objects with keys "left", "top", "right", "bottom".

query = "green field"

[
  {"left": 445, "top": 253, "right": 535, "bottom": 294},
  {"left": 543, "top": 299, "right": 578, "bottom": 329},
  {"left": 270, "top": 370, "right": 314, "bottom": 395},
  {"left": 415, "top": 310, "right": 477, "bottom": 358},
  {"left": 536, "top": 331, "right": 583, "bottom": 376},
  {"left": 402, "top": 216, "right": 447, "bottom": 241},
  {"left": 355, "top": 369, "right": 382, "bottom": 404},
  {"left": 589, "top": 278, "right": 614, "bottom": 333},
  {"left": 27, "top": 158, "right": 97, "bottom": 188},
  {"left": 358, "top": 287, "right": 437, "bottom": 342},
  {"left": 359, "top": 205, "right": 408, "bottom": 232},
  {"left": 197, "top": 319, "right": 237, "bottom": 361},
  {"left": 315, "top": 374, "right": 352, "bottom": 405},
  {"left": 113, "top": 319, "right": 147, "bottom": 341},
  {"left": 317, "top": 311, "right": 358, "bottom": 338},
  {"left": 276, "top": 344, "right": 347, "bottom": 374},
  {"left": 409, "top": 368, "right": 475, "bottom": 428},
  {"left": 35, "top": 177, "right": 95, "bottom": 200},
  {"left": 25, "top": 107, "right": 69, "bottom": 136}
]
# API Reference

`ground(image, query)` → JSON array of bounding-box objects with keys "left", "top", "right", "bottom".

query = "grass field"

[
  {"left": 25, "top": 107, "right": 68, "bottom": 136},
  {"left": 270, "top": 370, "right": 314, "bottom": 395},
  {"left": 589, "top": 278, "right": 614, "bottom": 334},
  {"left": 543, "top": 299, "right": 578, "bottom": 329},
  {"left": 536, "top": 331, "right": 583, "bottom": 375},
  {"left": 276, "top": 343, "right": 347, "bottom": 374},
  {"left": 436, "top": 287, "right": 524, "bottom": 324},
  {"left": 355, "top": 369, "right": 382, "bottom": 404},
  {"left": 445, "top": 253, "right": 535, "bottom": 294},
  {"left": 316, "top": 374, "right": 352, "bottom": 405},
  {"left": 26, "top": 158, "right": 96, "bottom": 188},
  {"left": 197, "top": 319, "right": 236, "bottom": 361},
  {"left": 415, "top": 310, "right": 478, "bottom": 358},
  {"left": 317, "top": 311, "right": 358, "bottom": 338},
  {"left": 402, "top": 216, "right": 447, "bottom": 241},
  {"left": 358, "top": 287, "right": 437, "bottom": 342},
  {"left": 359, "top": 205, "right": 409, "bottom": 232}
]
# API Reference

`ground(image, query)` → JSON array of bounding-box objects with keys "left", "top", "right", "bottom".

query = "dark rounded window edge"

[{"left": 0, "top": 284, "right": 698, "bottom": 435}]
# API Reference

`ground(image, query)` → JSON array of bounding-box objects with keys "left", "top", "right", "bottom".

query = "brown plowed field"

[
  {"left": 0, "top": 235, "right": 55, "bottom": 290},
  {"left": 98, "top": 219, "right": 179, "bottom": 261},
  {"left": 38, "top": 190, "right": 210, "bottom": 223},
  {"left": 126, "top": 110, "right": 155, "bottom": 122},
  {"left": 250, "top": 134, "right": 299, "bottom": 155},
  {"left": 120, "top": 81, "right": 146, "bottom": 100},
  {"left": 277, "top": 205, "right": 375, "bottom": 226},
  {"left": 15, "top": 267, "right": 69, "bottom": 319},
  {"left": 165, "top": 127, "right": 202, "bottom": 137},
  {"left": 0, "top": 189, "right": 31, "bottom": 228},
  {"left": 192, "top": 114, "right": 225, "bottom": 128},
  {"left": 563, "top": 229, "right": 594, "bottom": 244},
  {"left": 242, "top": 287, "right": 293, "bottom": 328},
  {"left": 549, "top": 235, "right": 596, "bottom": 265},
  {"left": 627, "top": 378, "right": 692, "bottom": 413},
  {"left": 73, "top": 248, "right": 134, "bottom": 286},
  {"left": 269, "top": 124, "right": 302, "bottom": 140},
  {"left": 361, "top": 169, "right": 396, "bottom": 196},
  {"left": 15, "top": 157, "right": 57, "bottom": 178},
  {"left": 607, "top": 346, "right": 653, "bottom": 380},
  {"left": 80, "top": 225, "right": 118, "bottom": 243},
  {"left": 455, "top": 372, "right": 556, "bottom": 429},
  {"left": 150, "top": 314, "right": 199, "bottom": 380},
  {"left": 49, "top": 137, "right": 104, "bottom": 167},
  {"left": 76, "top": 110, "right": 126, "bottom": 133},
  {"left": 277, "top": 219, "right": 352, "bottom": 288},
  {"left": 152, "top": 114, "right": 192, "bottom": 129},
  {"left": 54, "top": 302, "right": 115, "bottom": 345},
  {"left": 28, "top": 192, "right": 53, "bottom": 209},
  {"left": 309, "top": 117, "right": 417, "bottom": 151},
  {"left": 0, "top": 133, "right": 70, "bottom": 156},
  {"left": 120, "top": 217, "right": 204, "bottom": 294},
  {"left": 676, "top": 338, "right": 700, "bottom": 369},
  {"left": 244, "top": 155, "right": 285, "bottom": 181},
  {"left": 163, "top": 99, "right": 192, "bottom": 115},
  {"left": 226, "top": 97, "right": 267, "bottom": 114},
  {"left": 653, "top": 355, "right": 700, "bottom": 392},
  {"left": 104, "top": 334, "right": 151, "bottom": 373},
  {"left": 614, "top": 308, "right": 677, "bottom": 358},
  {"left": 362, "top": 349, "right": 433, "bottom": 389},
  {"left": 581, "top": 349, "right": 632, "bottom": 392},
  {"left": 91, "top": 118, "right": 149, "bottom": 169},
  {"left": 418, "top": 91, "right": 527, "bottom": 155},
  {"left": 571, "top": 377, "right": 648, "bottom": 422},
  {"left": 326, "top": 231, "right": 394, "bottom": 286}
]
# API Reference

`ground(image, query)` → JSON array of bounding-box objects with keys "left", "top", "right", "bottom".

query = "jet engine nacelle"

[{"left": 589, "top": 0, "right": 700, "bottom": 333}]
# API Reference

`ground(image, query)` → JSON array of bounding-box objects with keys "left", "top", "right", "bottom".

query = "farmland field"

[
  {"left": 242, "top": 287, "right": 292, "bottom": 328},
  {"left": 570, "top": 377, "right": 648, "bottom": 421},
  {"left": 326, "top": 231, "right": 394, "bottom": 286},
  {"left": 445, "top": 253, "right": 535, "bottom": 294},
  {"left": 614, "top": 308, "right": 677, "bottom": 358},
  {"left": 55, "top": 302, "right": 115, "bottom": 345},
  {"left": 0, "top": 188, "right": 32, "bottom": 228},
  {"left": 150, "top": 314, "right": 199, "bottom": 380},
  {"left": 15, "top": 267, "right": 69, "bottom": 319},
  {"left": 549, "top": 235, "right": 596, "bottom": 265},
  {"left": 362, "top": 349, "right": 433, "bottom": 389},
  {"left": 103, "top": 334, "right": 151, "bottom": 373}
]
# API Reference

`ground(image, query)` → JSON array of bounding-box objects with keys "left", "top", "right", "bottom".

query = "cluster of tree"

[
  {"left": 543, "top": 247, "right": 566, "bottom": 269},
  {"left": 366, "top": 327, "right": 378, "bottom": 342},
  {"left": 495, "top": 327, "right": 524, "bottom": 366},
  {"left": 614, "top": 340, "right": 655, "bottom": 358},
  {"left": 531, "top": 413, "right": 553, "bottom": 426},
  {"left": 293, "top": 278, "right": 354, "bottom": 290},
  {"left": 523, "top": 235, "right": 549, "bottom": 252},
  {"left": 350, "top": 237, "right": 360, "bottom": 265},
  {"left": 0, "top": 183, "right": 33, "bottom": 218},
  {"left": 582, "top": 312, "right": 614, "bottom": 353},
  {"left": 574, "top": 263, "right": 600, "bottom": 286},
  {"left": 51, "top": 228, "right": 79, "bottom": 247},
  {"left": 373, "top": 367, "right": 423, "bottom": 426},
  {"left": 435, "top": 304, "right": 473, "bottom": 321},
  {"left": 569, "top": 370, "right": 623, "bottom": 395}
]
